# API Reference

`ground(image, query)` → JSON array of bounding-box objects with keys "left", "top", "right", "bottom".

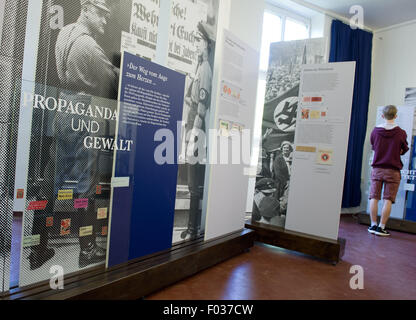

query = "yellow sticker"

[
  {"left": 23, "top": 235, "right": 40, "bottom": 248},
  {"left": 97, "top": 208, "right": 108, "bottom": 220},
  {"left": 296, "top": 146, "right": 317, "bottom": 153},
  {"left": 58, "top": 189, "right": 73, "bottom": 200},
  {"left": 310, "top": 110, "right": 321, "bottom": 119},
  {"left": 79, "top": 226, "right": 93, "bottom": 237}
]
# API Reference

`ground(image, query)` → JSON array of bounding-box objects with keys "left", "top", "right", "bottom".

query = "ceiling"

[{"left": 302, "top": 0, "right": 416, "bottom": 30}]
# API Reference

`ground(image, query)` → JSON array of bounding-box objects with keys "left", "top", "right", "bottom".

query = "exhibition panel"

[
  {"left": 18, "top": 80, "right": 116, "bottom": 287},
  {"left": 365, "top": 90, "right": 416, "bottom": 223},
  {"left": 204, "top": 29, "right": 260, "bottom": 241},
  {"left": 285, "top": 62, "right": 356, "bottom": 240},
  {"left": 0, "top": 0, "right": 30, "bottom": 293},
  {"left": 403, "top": 89, "right": 416, "bottom": 222},
  {"left": 107, "top": 52, "right": 185, "bottom": 267},
  {"left": 252, "top": 38, "right": 326, "bottom": 228},
  {"left": 366, "top": 105, "right": 414, "bottom": 220},
  {"left": 9, "top": 0, "right": 220, "bottom": 287},
  {"left": 171, "top": 0, "right": 220, "bottom": 244}
]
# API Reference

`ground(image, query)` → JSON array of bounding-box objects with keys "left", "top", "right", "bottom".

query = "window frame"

[{"left": 264, "top": 2, "right": 311, "bottom": 42}]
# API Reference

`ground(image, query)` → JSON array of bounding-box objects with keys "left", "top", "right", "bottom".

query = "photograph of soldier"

[
  {"left": 173, "top": 0, "right": 219, "bottom": 242},
  {"left": 23, "top": 0, "right": 127, "bottom": 282},
  {"left": 252, "top": 37, "right": 325, "bottom": 228},
  {"left": 180, "top": 23, "right": 213, "bottom": 240}
]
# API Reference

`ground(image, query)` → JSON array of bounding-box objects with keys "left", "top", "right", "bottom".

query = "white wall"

[{"left": 360, "top": 21, "right": 416, "bottom": 211}]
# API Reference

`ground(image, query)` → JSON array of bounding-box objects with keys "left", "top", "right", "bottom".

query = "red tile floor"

[{"left": 146, "top": 216, "right": 416, "bottom": 300}]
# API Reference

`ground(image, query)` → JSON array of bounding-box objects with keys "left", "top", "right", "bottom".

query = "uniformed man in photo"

[
  {"left": 55, "top": 0, "right": 119, "bottom": 99},
  {"left": 181, "top": 24, "right": 213, "bottom": 240},
  {"left": 29, "top": 0, "right": 119, "bottom": 270}
]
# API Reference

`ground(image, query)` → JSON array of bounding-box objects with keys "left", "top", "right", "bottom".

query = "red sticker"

[
  {"left": 102, "top": 226, "right": 108, "bottom": 236},
  {"left": 321, "top": 154, "right": 330, "bottom": 162},
  {"left": 16, "top": 189, "right": 24, "bottom": 199},
  {"left": 96, "top": 185, "right": 102, "bottom": 195},
  {"left": 27, "top": 200, "right": 48, "bottom": 211},
  {"left": 60, "top": 219, "right": 71, "bottom": 236},
  {"left": 311, "top": 97, "right": 322, "bottom": 102},
  {"left": 46, "top": 217, "right": 54, "bottom": 227}
]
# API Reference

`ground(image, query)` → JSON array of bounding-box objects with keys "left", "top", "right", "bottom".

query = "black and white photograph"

[
  {"left": 252, "top": 37, "right": 326, "bottom": 228},
  {"left": 172, "top": 0, "right": 219, "bottom": 243},
  {"left": 15, "top": 0, "right": 220, "bottom": 286},
  {"left": 19, "top": 0, "right": 132, "bottom": 287}
]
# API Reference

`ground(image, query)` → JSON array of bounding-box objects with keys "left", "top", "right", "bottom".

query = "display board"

[
  {"left": 12, "top": 0, "right": 220, "bottom": 287},
  {"left": 0, "top": 0, "right": 9, "bottom": 293},
  {"left": 107, "top": 52, "right": 185, "bottom": 267},
  {"left": 252, "top": 38, "right": 326, "bottom": 228},
  {"left": 285, "top": 62, "right": 356, "bottom": 241},
  {"left": 171, "top": 0, "right": 219, "bottom": 244},
  {"left": 366, "top": 106, "right": 414, "bottom": 220},
  {"left": 403, "top": 88, "right": 416, "bottom": 222},
  {"left": 16, "top": 0, "right": 132, "bottom": 287},
  {"left": 204, "top": 29, "right": 260, "bottom": 241},
  {"left": 18, "top": 80, "right": 118, "bottom": 287}
]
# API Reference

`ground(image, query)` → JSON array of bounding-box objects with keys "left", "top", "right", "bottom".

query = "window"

[
  {"left": 284, "top": 18, "right": 309, "bottom": 41},
  {"left": 259, "top": 6, "right": 311, "bottom": 72},
  {"left": 260, "top": 12, "right": 282, "bottom": 71}
]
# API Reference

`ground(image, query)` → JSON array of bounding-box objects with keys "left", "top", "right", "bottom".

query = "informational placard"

[
  {"left": 285, "top": 62, "right": 356, "bottom": 240},
  {"left": 366, "top": 106, "right": 414, "bottom": 220},
  {"left": 204, "top": 29, "right": 260, "bottom": 241},
  {"left": 107, "top": 52, "right": 185, "bottom": 267}
]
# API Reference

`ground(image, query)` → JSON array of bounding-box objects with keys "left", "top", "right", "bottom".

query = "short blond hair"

[{"left": 383, "top": 105, "right": 397, "bottom": 120}]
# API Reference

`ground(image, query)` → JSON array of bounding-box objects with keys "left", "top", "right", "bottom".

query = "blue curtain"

[{"left": 329, "top": 20, "right": 373, "bottom": 208}]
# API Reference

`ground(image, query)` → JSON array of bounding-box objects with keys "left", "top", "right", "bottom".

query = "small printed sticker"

[
  {"left": 296, "top": 146, "right": 317, "bottom": 153},
  {"left": 219, "top": 120, "right": 230, "bottom": 136},
  {"left": 97, "top": 208, "right": 108, "bottom": 220},
  {"left": 23, "top": 235, "right": 40, "bottom": 248},
  {"left": 60, "top": 219, "right": 71, "bottom": 236},
  {"left": 46, "top": 217, "right": 54, "bottom": 227},
  {"left": 79, "top": 226, "right": 93, "bottom": 237},
  {"left": 96, "top": 185, "right": 102, "bottom": 195},
  {"left": 102, "top": 226, "right": 108, "bottom": 236},
  {"left": 404, "top": 183, "right": 415, "bottom": 192},
  {"left": 301, "top": 109, "right": 310, "bottom": 119},
  {"left": 317, "top": 149, "right": 333, "bottom": 165},
  {"left": 16, "top": 189, "right": 24, "bottom": 199},
  {"left": 74, "top": 198, "right": 89, "bottom": 209},
  {"left": 27, "top": 200, "right": 48, "bottom": 211},
  {"left": 111, "top": 177, "right": 130, "bottom": 188},
  {"left": 58, "top": 189, "right": 73, "bottom": 200},
  {"left": 310, "top": 110, "right": 321, "bottom": 119}
]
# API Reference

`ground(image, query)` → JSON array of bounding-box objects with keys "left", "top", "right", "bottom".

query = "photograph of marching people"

[
  {"left": 252, "top": 37, "right": 325, "bottom": 228},
  {"left": 172, "top": 0, "right": 219, "bottom": 243}
]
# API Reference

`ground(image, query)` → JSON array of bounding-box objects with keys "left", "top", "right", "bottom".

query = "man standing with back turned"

[{"left": 369, "top": 105, "right": 409, "bottom": 236}]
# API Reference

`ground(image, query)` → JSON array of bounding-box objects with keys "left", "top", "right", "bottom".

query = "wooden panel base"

[
  {"left": 357, "top": 212, "right": 416, "bottom": 234},
  {"left": 246, "top": 222, "right": 345, "bottom": 264},
  {"left": 2, "top": 229, "right": 255, "bottom": 300}
]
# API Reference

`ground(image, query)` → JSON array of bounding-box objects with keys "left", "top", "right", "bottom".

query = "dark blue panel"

[{"left": 108, "top": 52, "right": 185, "bottom": 267}]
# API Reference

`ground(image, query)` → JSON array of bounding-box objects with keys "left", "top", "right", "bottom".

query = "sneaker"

[
  {"left": 375, "top": 227, "right": 390, "bottom": 237},
  {"left": 368, "top": 225, "right": 378, "bottom": 234}
]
